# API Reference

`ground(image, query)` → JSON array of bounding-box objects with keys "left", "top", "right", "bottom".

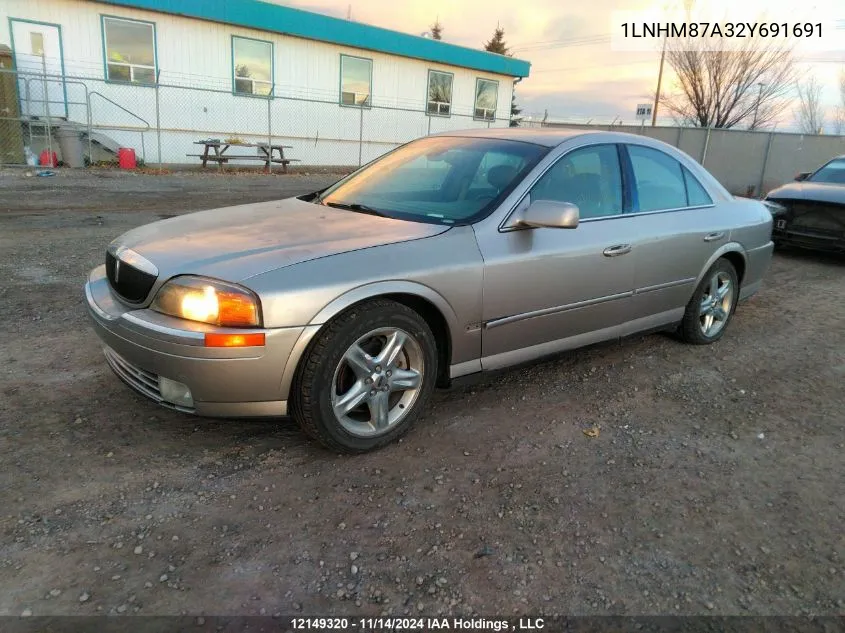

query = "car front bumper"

[
  {"left": 85, "top": 265, "right": 303, "bottom": 418},
  {"left": 772, "top": 224, "right": 845, "bottom": 252}
]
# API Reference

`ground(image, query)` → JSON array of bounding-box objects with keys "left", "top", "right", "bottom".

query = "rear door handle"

[
  {"left": 603, "top": 244, "right": 632, "bottom": 257},
  {"left": 703, "top": 231, "right": 726, "bottom": 242}
]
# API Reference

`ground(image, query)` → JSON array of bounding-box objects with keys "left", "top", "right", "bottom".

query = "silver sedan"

[{"left": 85, "top": 129, "right": 774, "bottom": 452}]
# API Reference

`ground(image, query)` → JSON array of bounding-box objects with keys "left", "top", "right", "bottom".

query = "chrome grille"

[
  {"left": 103, "top": 347, "right": 163, "bottom": 403},
  {"left": 105, "top": 251, "right": 157, "bottom": 303}
]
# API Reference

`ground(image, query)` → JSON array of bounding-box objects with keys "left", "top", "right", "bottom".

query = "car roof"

[
  {"left": 431, "top": 127, "right": 672, "bottom": 148},
  {"left": 431, "top": 127, "right": 592, "bottom": 147}
]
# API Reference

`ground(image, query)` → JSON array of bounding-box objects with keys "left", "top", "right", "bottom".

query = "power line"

[
  {"left": 511, "top": 34, "right": 612, "bottom": 53},
  {"left": 531, "top": 59, "right": 656, "bottom": 74}
]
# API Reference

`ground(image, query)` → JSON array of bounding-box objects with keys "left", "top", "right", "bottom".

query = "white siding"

[{"left": 0, "top": 0, "right": 517, "bottom": 165}]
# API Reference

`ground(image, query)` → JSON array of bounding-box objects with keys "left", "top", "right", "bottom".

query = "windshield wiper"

[{"left": 325, "top": 201, "right": 391, "bottom": 218}]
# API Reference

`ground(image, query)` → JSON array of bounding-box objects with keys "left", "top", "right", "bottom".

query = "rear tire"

[
  {"left": 290, "top": 299, "right": 437, "bottom": 453},
  {"left": 679, "top": 258, "right": 739, "bottom": 345}
]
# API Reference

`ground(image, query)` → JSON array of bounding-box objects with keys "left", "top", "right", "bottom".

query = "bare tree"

[
  {"left": 795, "top": 75, "right": 826, "bottom": 134},
  {"left": 659, "top": 37, "right": 796, "bottom": 129}
]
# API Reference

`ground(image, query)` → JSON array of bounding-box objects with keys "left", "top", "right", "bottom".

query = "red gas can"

[
  {"left": 39, "top": 150, "right": 58, "bottom": 167},
  {"left": 118, "top": 148, "right": 137, "bottom": 169}
]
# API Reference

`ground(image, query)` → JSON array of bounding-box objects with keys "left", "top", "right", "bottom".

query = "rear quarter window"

[{"left": 682, "top": 167, "right": 713, "bottom": 206}]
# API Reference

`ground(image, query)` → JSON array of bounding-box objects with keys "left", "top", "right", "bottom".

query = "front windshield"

[
  {"left": 809, "top": 158, "right": 845, "bottom": 184},
  {"left": 319, "top": 136, "right": 548, "bottom": 224}
]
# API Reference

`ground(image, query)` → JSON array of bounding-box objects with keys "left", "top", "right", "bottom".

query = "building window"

[
  {"left": 474, "top": 78, "right": 499, "bottom": 121},
  {"left": 232, "top": 36, "right": 273, "bottom": 96},
  {"left": 102, "top": 16, "right": 156, "bottom": 84},
  {"left": 30, "top": 32, "right": 45, "bottom": 56},
  {"left": 427, "top": 70, "right": 453, "bottom": 116},
  {"left": 340, "top": 55, "right": 372, "bottom": 107}
]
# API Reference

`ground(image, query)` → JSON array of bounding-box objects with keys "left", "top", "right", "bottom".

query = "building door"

[{"left": 11, "top": 20, "right": 67, "bottom": 119}]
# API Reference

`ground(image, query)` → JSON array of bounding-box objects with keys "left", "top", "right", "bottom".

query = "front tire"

[
  {"left": 679, "top": 258, "right": 739, "bottom": 345},
  {"left": 290, "top": 299, "right": 438, "bottom": 453}
]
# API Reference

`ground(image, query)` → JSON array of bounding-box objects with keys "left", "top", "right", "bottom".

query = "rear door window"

[{"left": 627, "top": 145, "right": 688, "bottom": 212}]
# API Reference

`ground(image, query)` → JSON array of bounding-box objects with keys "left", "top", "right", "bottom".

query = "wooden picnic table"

[{"left": 188, "top": 140, "right": 299, "bottom": 173}]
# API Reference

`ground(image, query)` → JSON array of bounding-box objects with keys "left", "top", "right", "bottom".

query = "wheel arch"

[
  {"left": 280, "top": 281, "right": 460, "bottom": 398},
  {"left": 694, "top": 243, "right": 747, "bottom": 292}
]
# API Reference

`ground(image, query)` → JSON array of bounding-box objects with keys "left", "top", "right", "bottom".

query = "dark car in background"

[{"left": 765, "top": 156, "right": 845, "bottom": 253}]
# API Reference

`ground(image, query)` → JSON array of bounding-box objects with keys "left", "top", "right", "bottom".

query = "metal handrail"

[
  {"left": 87, "top": 91, "right": 151, "bottom": 131},
  {"left": 13, "top": 73, "right": 92, "bottom": 164},
  {"left": 87, "top": 91, "right": 151, "bottom": 162},
  {"left": 22, "top": 76, "right": 89, "bottom": 118}
]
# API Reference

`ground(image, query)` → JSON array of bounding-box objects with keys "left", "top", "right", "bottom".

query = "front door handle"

[
  {"left": 703, "top": 231, "right": 726, "bottom": 242},
  {"left": 603, "top": 244, "right": 632, "bottom": 257}
]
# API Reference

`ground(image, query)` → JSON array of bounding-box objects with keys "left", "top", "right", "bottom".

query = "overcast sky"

[{"left": 281, "top": 0, "right": 845, "bottom": 130}]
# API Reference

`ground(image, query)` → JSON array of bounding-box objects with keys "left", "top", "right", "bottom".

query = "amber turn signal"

[{"left": 204, "top": 333, "right": 266, "bottom": 347}]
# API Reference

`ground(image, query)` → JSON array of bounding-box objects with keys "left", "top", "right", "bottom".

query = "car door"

[
  {"left": 621, "top": 143, "right": 735, "bottom": 319},
  {"left": 474, "top": 143, "right": 637, "bottom": 368}
]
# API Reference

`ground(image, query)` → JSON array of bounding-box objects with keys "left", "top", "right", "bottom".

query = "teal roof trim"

[{"left": 95, "top": 0, "right": 531, "bottom": 77}]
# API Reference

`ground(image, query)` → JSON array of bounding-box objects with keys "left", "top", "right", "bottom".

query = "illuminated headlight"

[
  {"left": 150, "top": 276, "right": 262, "bottom": 327},
  {"left": 158, "top": 376, "right": 194, "bottom": 408},
  {"left": 762, "top": 200, "right": 787, "bottom": 216}
]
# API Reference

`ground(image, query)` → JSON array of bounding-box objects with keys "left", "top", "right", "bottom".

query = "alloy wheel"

[
  {"left": 330, "top": 327, "right": 424, "bottom": 437},
  {"left": 698, "top": 271, "right": 734, "bottom": 337}
]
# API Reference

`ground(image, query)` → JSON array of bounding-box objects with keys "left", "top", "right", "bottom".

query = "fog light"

[{"left": 158, "top": 376, "right": 194, "bottom": 408}]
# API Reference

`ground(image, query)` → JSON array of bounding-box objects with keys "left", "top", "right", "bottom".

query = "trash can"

[
  {"left": 39, "top": 149, "right": 58, "bottom": 167},
  {"left": 118, "top": 147, "right": 137, "bottom": 169},
  {"left": 55, "top": 128, "right": 86, "bottom": 168}
]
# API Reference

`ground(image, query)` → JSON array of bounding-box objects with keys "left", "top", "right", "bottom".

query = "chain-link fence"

[{"left": 0, "top": 67, "right": 512, "bottom": 171}]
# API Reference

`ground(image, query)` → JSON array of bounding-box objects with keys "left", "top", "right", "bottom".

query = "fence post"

[
  {"left": 267, "top": 90, "right": 272, "bottom": 174},
  {"left": 41, "top": 54, "right": 53, "bottom": 166},
  {"left": 427, "top": 114, "right": 431, "bottom": 136},
  {"left": 701, "top": 126, "right": 712, "bottom": 166},
  {"left": 757, "top": 132, "right": 774, "bottom": 198},
  {"left": 155, "top": 70, "right": 162, "bottom": 173},
  {"left": 85, "top": 85, "right": 93, "bottom": 167},
  {"left": 25, "top": 80, "right": 31, "bottom": 148},
  {"left": 86, "top": 88, "right": 92, "bottom": 166},
  {"left": 358, "top": 105, "right": 364, "bottom": 167},
  {"left": 676, "top": 127, "right": 683, "bottom": 148}
]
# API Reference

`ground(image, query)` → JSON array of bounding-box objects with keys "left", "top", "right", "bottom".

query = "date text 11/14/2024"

[{"left": 291, "top": 617, "right": 546, "bottom": 631}]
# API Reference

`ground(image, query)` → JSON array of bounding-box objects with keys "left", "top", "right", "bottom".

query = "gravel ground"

[{"left": 1, "top": 169, "right": 843, "bottom": 618}]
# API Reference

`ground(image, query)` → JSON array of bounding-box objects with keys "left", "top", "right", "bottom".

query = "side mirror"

[
  {"left": 794, "top": 171, "right": 811, "bottom": 181},
  {"left": 517, "top": 199, "right": 580, "bottom": 229}
]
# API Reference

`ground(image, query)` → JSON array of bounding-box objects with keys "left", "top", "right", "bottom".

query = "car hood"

[
  {"left": 766, "top": 181, "right": 845, "bottom": 205},
  {"left": 112, "top": 197, "right": 450, "bottom": 282}
]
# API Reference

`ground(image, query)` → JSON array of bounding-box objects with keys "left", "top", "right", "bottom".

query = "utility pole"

[{"left": 651, "top": 35, "right": 667, "bottom": 127}]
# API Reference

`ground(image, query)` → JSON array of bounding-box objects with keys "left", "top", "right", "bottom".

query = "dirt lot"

[{"left": 1, "top": 169, "right": 843, "bottom": 619}]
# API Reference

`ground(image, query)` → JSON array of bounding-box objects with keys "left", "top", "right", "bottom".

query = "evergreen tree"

[
  {"left": 510, "top": 93, "right": 522, "bottom": 127},
  {"left": 483, "top": 26, "right": 509, "bottom": 55},
  {"left": 430, "top": 19, "right": 443, "bottom": 40}
]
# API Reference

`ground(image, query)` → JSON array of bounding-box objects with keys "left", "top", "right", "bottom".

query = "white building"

[{"left": 0, "top": 0, "right": 531, "bottom": 166}]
